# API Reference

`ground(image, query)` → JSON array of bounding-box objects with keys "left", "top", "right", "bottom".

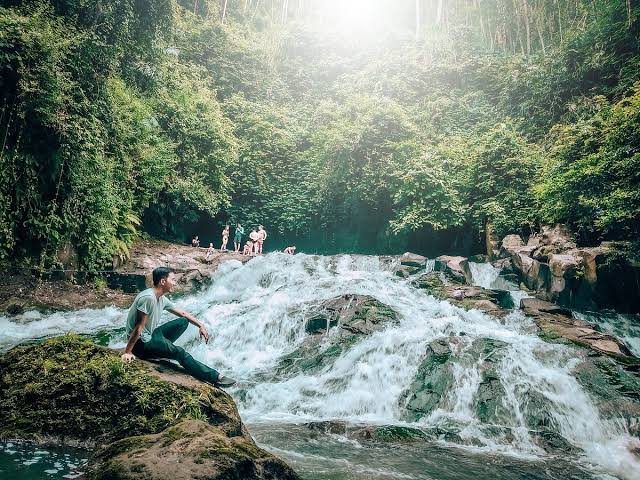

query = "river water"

[{"left": 1, "top": 254, "right": 639, "bottom": 480}]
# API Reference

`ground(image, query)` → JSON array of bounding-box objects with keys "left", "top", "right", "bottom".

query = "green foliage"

[
  {"left": 536, "top": 88, "right": 640, "bottom": 241},
  {"left": 1, "top": 0, "right": 639, "bottom": 263},
  {"left": 465, "top": 123, "right": 541, "bottom": 237}
]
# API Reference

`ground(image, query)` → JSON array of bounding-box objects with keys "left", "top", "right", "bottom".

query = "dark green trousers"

[{"left": 133, "top": 317, "right": 220, "bottom": 383}]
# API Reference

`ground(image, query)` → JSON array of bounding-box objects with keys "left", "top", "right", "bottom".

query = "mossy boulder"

[
  {"left": 92, "top": 420, "right": 298, "bottom": 480},
  {"left": 399, "top": 338, "right": 455, "bottom": 422},
  {"left": 0, "top": 335, "right": 299, "bottom": 480},
  {"left": 276, "top": 295, "right": 397, "bottom": 377}
]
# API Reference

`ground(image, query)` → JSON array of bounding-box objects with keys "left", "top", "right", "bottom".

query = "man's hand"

[
  {"left": 121, "top": 352, "right": 136, "bottom": 363},
  {"left": 199, "top": 325, "right": 210, "bottom": 343}
]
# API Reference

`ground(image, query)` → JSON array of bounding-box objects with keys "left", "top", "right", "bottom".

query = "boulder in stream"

[
  {"left": 276, "top": 295, "right": 398, "bottom": 377},
  {"left": 0, "top": 335, "right": 299, "bottom": 480}
]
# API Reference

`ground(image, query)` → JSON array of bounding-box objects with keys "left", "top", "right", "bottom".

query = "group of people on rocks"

[{"left": 192, "top": 224, "right": 296, "bottom": 259}]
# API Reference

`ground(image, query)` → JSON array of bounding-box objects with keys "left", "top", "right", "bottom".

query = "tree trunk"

[
  {"left": 522, "top": 0, "right": 531, "bottom": 55},
  {"left": 221, "top": 0, "right": 229, "bottom": 23},
  {"left": 415, "top": 0, "right": 421, "bottom": 39}
]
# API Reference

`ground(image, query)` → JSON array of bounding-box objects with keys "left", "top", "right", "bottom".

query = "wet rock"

[
  {"left": 468, "top": 254, "right": 489, "bottom": 263},
  {"left": 493, "top": 257, "right": 515, "bottom": 275},
  {"left": 395, "top": 265, "right": 423, "bottom": 278},
  {"left": 400, "top": 252, "right": 427, "bottom": 268},
  {"left": 571, "top": 354, "right": 640, "bottom": 438},
  {"left": 469, "top": 338, "right": 509, "bottom": 424},
  {"left": 278, "top": 295, "right": 398, "bottom": 376},
  {"left": 435, "top": 255, "right": 472, "bottom": 284},
  {"left": 411, "top": 271, "right": 450, "bottom": 297},
  {"left": 520, "top": 298, "right": 636, "bottom": 361},
  {"left": 93, "top": 420, "right": 299, "bottom": 480},
  {"left": 5, "top": 301, "right": 25, "bottom": 315},
  {"left": 412, "top": 272, "right": 512, "bottom": 315},
  {"left": 311, "top": 294, "right": 398, "bottom": 336},
  {"left": 352, "top": 425, "right": 429, "bottom": 442},
  {"left": 304, "top": 421, "right": 429, "bottom": 443},
  {"left": 305, "top": 421, "right": 347, "bottom": 435},
  {"left": 400, "top": 339, "right": 455, "bottom": 421},
  {"left": 0, "top": 335, "right": 299, "bottom": 480}
]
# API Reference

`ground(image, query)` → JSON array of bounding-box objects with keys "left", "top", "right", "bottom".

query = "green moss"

[{"left": 0, "top": 335, "right": 220, "bottom": 444}]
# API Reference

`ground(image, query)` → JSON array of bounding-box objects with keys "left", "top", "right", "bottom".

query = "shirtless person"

[
  {"left": 283, "top": 246, "right": 296, "bottom": 254},
  {"left": 205, "top": 242, "right": 215, "bottom": 260},
  {"left": 249, "top": 228, "right": 260, "bottom": 255},
  {"left": 243, "top": 240, "right": 253, "bottom": 255},
  {"left": 256, "top": 225, "right": 267, "bottom": 255},
  {"left": 121, "top": 267, "right": 236, "bottom": 388},
  {"left": 220, "top": 225, "right": 230, "bottom": 252}
]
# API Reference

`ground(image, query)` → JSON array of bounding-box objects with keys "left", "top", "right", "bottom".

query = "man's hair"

[{"left": 152, "top": 267, "right": 174, "bottom": 286}]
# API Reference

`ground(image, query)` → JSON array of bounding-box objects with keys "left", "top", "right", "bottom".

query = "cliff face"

[{"left": 0, "top": 335, "right": 299, "bottom": 480}]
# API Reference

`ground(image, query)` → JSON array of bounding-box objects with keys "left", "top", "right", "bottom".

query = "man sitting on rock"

[{"left": 121, "top": 267, "right": 236, "bottom": 388}]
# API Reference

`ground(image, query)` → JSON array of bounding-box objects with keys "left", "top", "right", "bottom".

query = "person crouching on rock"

[{"left": 121, "top": 267, "right": 236, "bottom": 388}]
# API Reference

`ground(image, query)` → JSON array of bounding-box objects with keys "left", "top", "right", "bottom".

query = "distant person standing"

[
  {"left": 284, "top": 246, "right": 296, "bottom": 254},
  {"left": 257, "top": 225, "right": 267, "bottom": 255},
  {"left": 249, "top": 228, "right": 259, "bottom": 255},
  {"left": 220, "top": 225, "right": 230, "bottom": 252},
  {"left": 234, "top": 223, "right": 244, "bottom": 253},
  {"left": 191, "top": 236, "right": 200, "bottom": 248}
]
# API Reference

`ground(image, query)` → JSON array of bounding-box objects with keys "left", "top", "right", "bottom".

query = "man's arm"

[
  {"left": 121, "top": 311, "right": 148, "bottom": 362},
  {"left": 168, "top": 307, "right": 210, "bottom": 343}
]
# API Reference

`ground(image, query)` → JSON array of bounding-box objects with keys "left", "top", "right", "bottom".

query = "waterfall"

[
  {"left": 468, "top": 261, "right": 532, "bottom": 308},
  {"left": 468, "top": 262, "right": 500, "bottom": 289},
  {"left": 1, "top": 253, "right": 638, "bottom": 479}
]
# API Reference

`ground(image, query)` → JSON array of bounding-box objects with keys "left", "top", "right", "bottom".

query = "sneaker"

[{"left": 214, "top": 374, "right": 237, "bottom": 388}]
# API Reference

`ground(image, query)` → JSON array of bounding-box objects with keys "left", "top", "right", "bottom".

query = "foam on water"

[
  {"left": 0, "top": 306, "right": 125, "bottom": 351},
  {"left": 468, "top": 261, "right": 532, "bottom": 308}
]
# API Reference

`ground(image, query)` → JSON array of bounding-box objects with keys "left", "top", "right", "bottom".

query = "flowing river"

[{"left": 1, "top": 254, "right": 639, "bottom": 480}]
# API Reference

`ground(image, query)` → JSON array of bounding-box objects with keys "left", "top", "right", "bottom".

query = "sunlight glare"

[{"left": 312, "top": 0, "right": 393, "bottom": 40}]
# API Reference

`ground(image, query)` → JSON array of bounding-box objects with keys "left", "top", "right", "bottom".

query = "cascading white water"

[
  {"left": 425, "top": 259, "right": 436, "bottom": 274},
  {"left": 468, "top": 261, "right": 532, "bottom": 308},
  {"left": 1, "top": 254, "right": 639, "bottom": 479},
  {"left": 468, "top": 262, "right": 500, "bottom": 289},
  {"left": 575, "top": 311, "right": 640, "bottom": 357}
]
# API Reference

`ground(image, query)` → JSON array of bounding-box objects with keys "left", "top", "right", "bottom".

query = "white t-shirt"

[{"left": 125, "top": 288, "right": 175, "bottom": 342}]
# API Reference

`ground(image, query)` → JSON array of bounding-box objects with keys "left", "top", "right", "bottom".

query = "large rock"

[
  {"left": 304, "top": 294, "right": 397, "bottom": 336},
  {"left": 0, "top": 336, "right": 299, "bottom": 480},
  {"left": 400, "top": 339, "right": 455, "bottom": 421},
  {"left": 497, "top": 228, "right": 640, "bottom": 312},
  {"left": 540, "top": 224, "right": 576, "bottom": 250},
  {"left": 520, "top": 298, "right": 636, "bottom": 361},
  {"left": 434, "top": 255, "right": 472, "bottom": 284},
  {"left": 276, "top": 295, "right": 398, "bottom": 376},
  {"left": 119, "top": 239, "right": 251, "bottom": 293},
  {"left": 93, "top": 420, "right": 297, "bottom": 480},
  {"left": 400, "top": 252, "right": 427, "bottom": 268},
  {"left": 412, "top": 272, "right": 513, "bottom": 314},
  {"left": 485, "top": 222, "right": 500, "bottom": 261}
]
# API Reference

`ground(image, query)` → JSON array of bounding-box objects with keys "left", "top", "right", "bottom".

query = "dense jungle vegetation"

[{"left": 0, "top": 0, "right": 639, "bottom": 269}]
